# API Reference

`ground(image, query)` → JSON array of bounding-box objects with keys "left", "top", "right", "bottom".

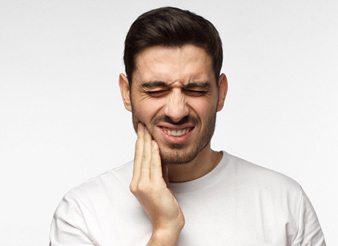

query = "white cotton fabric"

[{"left": 49, "top": 151, "right": 326, "bottom": 246}]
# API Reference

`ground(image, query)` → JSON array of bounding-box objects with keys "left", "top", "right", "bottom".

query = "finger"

[
  {"left": 132, "top": 123, "right": 144, "bottom": 185},
  {"left": 140, "top": 125, "right": 152, "bottom": 179},
  {"left": 150, "top": 140, "right": 163, "bottom": 181},
  {"left": 162, "top": 162, "right": 170, "bottom": 186}
]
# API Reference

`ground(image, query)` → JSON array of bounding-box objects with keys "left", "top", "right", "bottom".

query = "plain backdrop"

[{"left": 0, "top": 0, "right": 337, "bottom": 245}]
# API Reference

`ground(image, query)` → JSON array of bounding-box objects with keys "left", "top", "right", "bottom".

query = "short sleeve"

[
  {"left": 292, "top": 188, "right": 326, "bottom": 246},
  {"left": 49, "top": 193, "right": 95, "bottom": 246}
]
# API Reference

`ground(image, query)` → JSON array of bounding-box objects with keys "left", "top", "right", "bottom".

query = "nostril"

[
  {"left": 164, "top": 103, "right": 189, "bottom": 120},
  {"left": 166, "top": 115, "right": 190, "bottom": 125}
]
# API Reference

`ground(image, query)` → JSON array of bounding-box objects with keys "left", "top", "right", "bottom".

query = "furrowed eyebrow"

[
  {"left": 141, "top": 81, "right": 210, "bottom": 90},
  {"left": 141, "top": 81, "right": 170, "bottom": 89},
  {"left": 183, "top": 82, "right": 210, "bottom": 90}
]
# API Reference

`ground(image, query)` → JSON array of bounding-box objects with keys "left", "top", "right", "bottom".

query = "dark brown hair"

[{"left": 123, "top": 7, "right": 223, "bottom": 83}]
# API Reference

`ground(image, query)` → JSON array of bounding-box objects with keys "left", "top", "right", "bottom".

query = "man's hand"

[{"left": 130, "top": 124, "right": 185, "bottom": 245}]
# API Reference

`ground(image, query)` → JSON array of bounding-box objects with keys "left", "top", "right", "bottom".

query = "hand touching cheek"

[{"left": 130, "top": 124, "right": 185, "bottom": 245}]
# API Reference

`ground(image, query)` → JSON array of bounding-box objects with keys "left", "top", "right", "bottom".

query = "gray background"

[{"left": 0, "top": 0, "right": 337, "bottom": 245}]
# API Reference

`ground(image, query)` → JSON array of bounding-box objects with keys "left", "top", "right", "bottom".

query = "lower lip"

[{"left": 158, "top": 127, "right": 194, "bottom": 144}]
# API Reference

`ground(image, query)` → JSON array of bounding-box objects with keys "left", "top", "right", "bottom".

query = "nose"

[{"left": 164, "top": 88, "right": 189, "bottom": 123}]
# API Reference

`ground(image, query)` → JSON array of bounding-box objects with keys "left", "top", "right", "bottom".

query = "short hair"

[{"left": 123, "top": 7, "right": 223, "bottom": 84}]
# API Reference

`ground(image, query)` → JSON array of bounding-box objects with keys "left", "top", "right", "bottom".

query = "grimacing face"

[{"left": 119, "top": 44, "right": 227, "bottom": 164}]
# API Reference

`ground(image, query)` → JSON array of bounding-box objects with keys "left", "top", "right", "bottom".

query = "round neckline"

[{"left": 169, "top": 151, "right": 230, "bottom": 193}]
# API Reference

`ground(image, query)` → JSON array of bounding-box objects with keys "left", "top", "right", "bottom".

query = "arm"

[{"left": 130, "top": 124, "right": 185, "bottom": 246}]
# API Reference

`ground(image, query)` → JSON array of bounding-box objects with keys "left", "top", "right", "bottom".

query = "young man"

[{"left": 50, "top": 7, "right": 325, "bottom": 245}]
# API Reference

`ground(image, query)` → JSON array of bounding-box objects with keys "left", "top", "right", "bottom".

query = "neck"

[{"left": 166, "top": 144, "right": 223, "bottom": 183}]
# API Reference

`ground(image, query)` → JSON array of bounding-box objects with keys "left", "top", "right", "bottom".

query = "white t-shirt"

[{"left": 50, "top": 152, "right": 326, "bottom": 245}]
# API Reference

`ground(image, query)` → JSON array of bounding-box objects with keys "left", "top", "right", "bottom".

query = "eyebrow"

[
  {"left": 141, "top": 81, "right": 210, "bottom": 89},
  {"left": 183, "top": 82, "right": 210, "bottom": 90},
  {"left": 141, "top": 81, "right": 169, "bottom": 89}
]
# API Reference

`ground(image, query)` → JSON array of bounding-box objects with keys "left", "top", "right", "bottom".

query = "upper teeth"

[{"left": 163, "top": 128, "right": 191, "bottom": 137}]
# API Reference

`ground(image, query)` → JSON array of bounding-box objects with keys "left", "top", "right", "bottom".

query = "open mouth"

[{"left": 160, "top": 127, "right": 194, "bottom": 137}]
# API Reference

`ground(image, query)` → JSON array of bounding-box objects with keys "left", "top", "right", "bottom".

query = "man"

[{"left": 50, "top": 7, "right": 325, "bottom": 245}]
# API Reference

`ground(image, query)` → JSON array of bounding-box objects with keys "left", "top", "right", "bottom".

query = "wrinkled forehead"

[{"left": 133, "top": 44, "right": 215, "bottom": 84}]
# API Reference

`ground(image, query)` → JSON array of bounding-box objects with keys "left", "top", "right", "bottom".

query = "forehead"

[{"left": 133, "top": 44, "right": 214, "bottom": 84}]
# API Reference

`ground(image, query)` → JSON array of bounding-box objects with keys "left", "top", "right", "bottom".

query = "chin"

[{"left": 158, "top": 145, "right": 199, "bottom": 164}]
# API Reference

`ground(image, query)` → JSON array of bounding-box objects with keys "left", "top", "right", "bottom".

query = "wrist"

[{"left": 148, "top": 227, "right": 183, "bottom": 246}]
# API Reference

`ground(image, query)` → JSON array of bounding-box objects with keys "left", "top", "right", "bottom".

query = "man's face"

[{"left": 120, "top": 44, "right": 227, "bottom": 164}]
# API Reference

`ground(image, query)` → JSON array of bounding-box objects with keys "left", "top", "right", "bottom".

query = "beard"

[{"left": 132, "top": 110, "right": 217, "bottom": 165}]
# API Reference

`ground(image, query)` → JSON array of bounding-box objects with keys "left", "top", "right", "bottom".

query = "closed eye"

[
  {"left": 145, "top": 90, "right": 170, "bottom": 97},
  {"left": 183, "top": 82, "right": 210, "bottom": 96},
  {"left": 183, "top": 89, "right": 208, "bottom": 96}
]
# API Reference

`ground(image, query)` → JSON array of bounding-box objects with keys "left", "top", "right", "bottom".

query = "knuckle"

[
  {"left": 130, "top": 179, "right": 161, "bottom": 199},
  {"left": 137, "top": 181, "right": 150, "bottom": 193},
  {"left": 129, "top": 181, "right": 152, "bottom": 195},
  {"left": 129, "top": 182, "right": 138, "bottom": 194}
]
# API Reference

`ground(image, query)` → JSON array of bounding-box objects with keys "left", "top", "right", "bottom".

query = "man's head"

[
  {"left": 123, "top": 7, "right": 223, "bottom": 83},
  {"left": 119, "top": 7, "right": 227, "bottom": 165}
]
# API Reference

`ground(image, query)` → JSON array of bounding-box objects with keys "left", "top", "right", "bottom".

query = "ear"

[
  {"left": 216, "top": 73, "right": 228, "bottom": 112},
  {"left": 119, "top": 73, "right": 132, "bottom": 112}
]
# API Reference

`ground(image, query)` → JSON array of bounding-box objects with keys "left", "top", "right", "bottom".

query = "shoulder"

[
  {"left": 221, "top": 152, "right": 326, "bottom": 244},
  {"left": 50, "top": 161, "right": 138, "bottom": 244},
  {"left": 226, "top": 152, "right": 301, "bottom": 189},
  {"left": 62, "top": 161, "right": 134, "bottom": 206}
]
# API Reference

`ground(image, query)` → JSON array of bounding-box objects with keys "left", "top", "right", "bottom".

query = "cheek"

[
  {"left": 133, "top": 99, "right": 164, "bottom": 123},
  {"left": 189, "top": 98, "right": 217, "bottom": 117}
]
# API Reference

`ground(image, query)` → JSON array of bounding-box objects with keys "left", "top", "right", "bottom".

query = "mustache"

[{"left": 153, "top": 115, "right": 199, "bottom": 125}]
